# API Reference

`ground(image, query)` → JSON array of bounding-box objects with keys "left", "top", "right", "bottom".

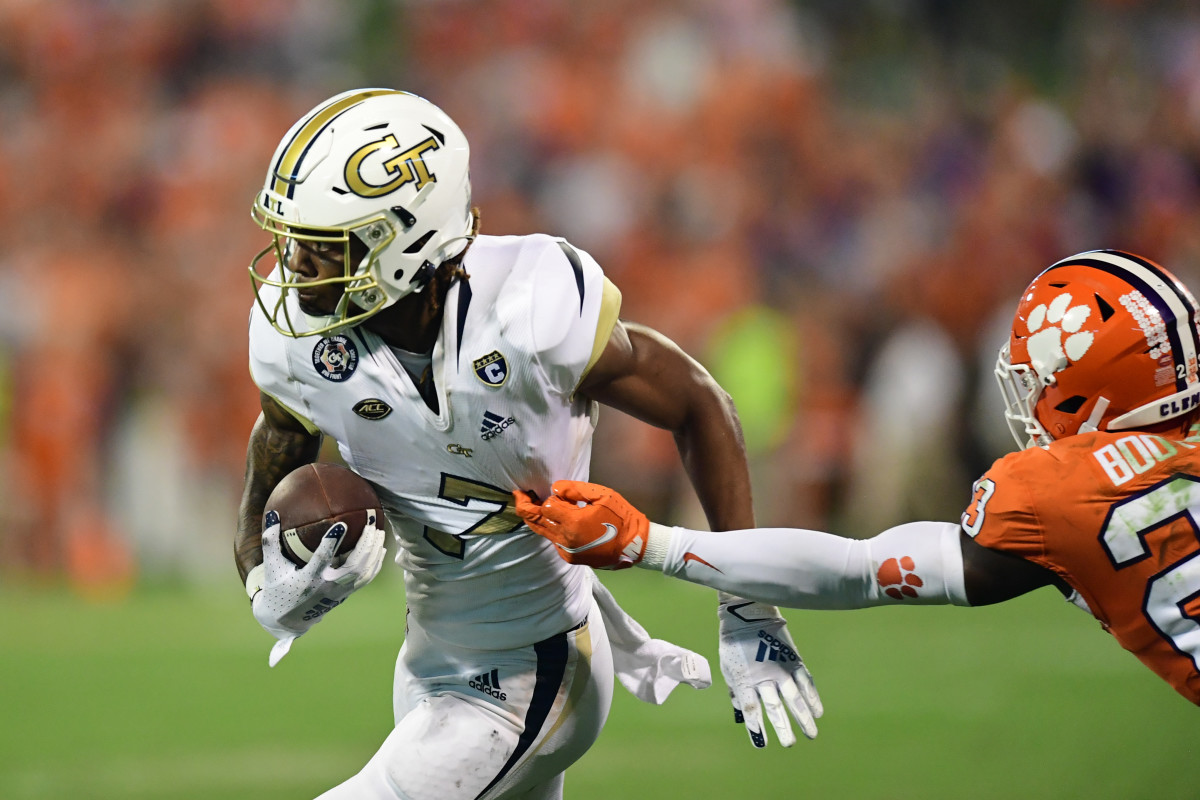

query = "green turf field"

[{"left": 2, "top": 567, "right": 1194, "bottom": 799}]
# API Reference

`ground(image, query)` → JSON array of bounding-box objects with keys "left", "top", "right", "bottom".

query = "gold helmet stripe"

[{"left": 269, "top": 88, "right": 404, "bottom": 204}]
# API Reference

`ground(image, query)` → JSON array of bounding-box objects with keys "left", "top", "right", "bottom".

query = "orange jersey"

[{"left": 962, "top": 425, "right": 1200, "bottom": 704}]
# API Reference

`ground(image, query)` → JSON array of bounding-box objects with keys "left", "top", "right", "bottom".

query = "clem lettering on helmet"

[
  {"left": 1159, "top": 389, "right": 1200, "bottom": 419},
  {"left": 344, "top": 134, "right": 441, "bottom": 198}
]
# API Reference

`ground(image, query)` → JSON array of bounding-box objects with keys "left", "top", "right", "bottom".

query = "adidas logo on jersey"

[
  {"left": 469, "top": 668, "right": 507, "bottom": 700},
  {"left": 480, "top": 410, "right": 517, "bottom": 441}
]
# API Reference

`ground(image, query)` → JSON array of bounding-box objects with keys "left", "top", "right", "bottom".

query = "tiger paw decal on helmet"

[
  {"left": 997, "top": 250, "right": 1200, "bottom": 449},
  {"left": 1025, "top": 293, "right": 1095, "bottom": 376}
]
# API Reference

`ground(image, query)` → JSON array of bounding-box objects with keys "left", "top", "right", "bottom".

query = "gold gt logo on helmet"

[{"left": 344, "top": 135, "right": 440, "bottom": 198}]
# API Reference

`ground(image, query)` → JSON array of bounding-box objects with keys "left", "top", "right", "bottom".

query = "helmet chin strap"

[
  {"left": 1078, "top": 396, "right": 1110, "bottom": 435},
  {"left": 409, "top": 260, "right": 436, "bottom": 292}
]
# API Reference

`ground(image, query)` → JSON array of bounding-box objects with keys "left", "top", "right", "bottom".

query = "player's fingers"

[
  {"left": 520, "top": 510, "right": 561, "bottom": 540},
  {"left": 326, "top": 516, "right": 386, "bottom": 584},
  {"left": 758, "top": 682, "right": 796, "bottom": 748},
  {"left": 529, "top": 494, "right": 588, "bottom": 528},
  {"left": 305, "top": 521, "right": 347, "bottom": 575},
  {"left": 512, "top": 490, "right": 543, "bottom": 521},
  {"left": 261, "top": 511, "right": 284, "bottom": 557},
  {"left": 361, "top": 508, "right": 384, "bottom": 536},
  {"left": 793, "top": 662, "right": 823, "bottom": 719},
  {"left": 780, "top": 678, "right": 818, "bottom": 740},
  {"left": 734, "top": 686, "right": 768, "bottom": 749},
  {"left": 550, "top": 480, "right": 611, "bottom": 504},
  {"left": 364, "top": 537, "right": 387, "bottom": 582},
  {"left": 359, "top": 524, "right": 388, "bottom": 580},
  {"left": 727, "top": 687, "right": 745, "bottom": 723}
]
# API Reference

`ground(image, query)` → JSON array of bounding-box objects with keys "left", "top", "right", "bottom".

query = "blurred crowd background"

[{"left": 3, "top": 0, "right": 1200, "bottom": 592}]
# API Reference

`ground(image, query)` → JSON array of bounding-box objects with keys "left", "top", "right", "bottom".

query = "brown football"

[{"left": 264, "top": 462, "right": 382, "bottom": 567}]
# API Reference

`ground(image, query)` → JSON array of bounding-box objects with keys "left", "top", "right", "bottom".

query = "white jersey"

[{"left": 249, "top": 233, "right": 622, "bottom": 650}]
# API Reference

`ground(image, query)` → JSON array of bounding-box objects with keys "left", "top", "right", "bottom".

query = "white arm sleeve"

[{"left": 653, "top": 520, "right": 970, "bottom": 609}]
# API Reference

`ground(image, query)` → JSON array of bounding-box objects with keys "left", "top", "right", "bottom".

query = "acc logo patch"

[
  {"left": 312, "top": 335, "right": 359, "bottom": 382},
  {"left": 352, "top": 398, "right": 393, "bottom": 420},
  {"left": 473, "top": 350, "right": 509, "bottom": 387}
]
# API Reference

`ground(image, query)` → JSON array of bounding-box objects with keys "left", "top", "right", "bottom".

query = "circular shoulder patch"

[{"left": 312, "top": 335, "right": 360, "bottom": 382}]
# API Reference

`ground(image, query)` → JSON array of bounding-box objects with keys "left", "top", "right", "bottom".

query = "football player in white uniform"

[{"left": 235, "top": 89, "right": 822, "bottom": 800}]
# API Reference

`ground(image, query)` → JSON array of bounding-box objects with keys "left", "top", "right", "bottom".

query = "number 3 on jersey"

[
  {"left": 423, "top": 473, "right": 525, "bottom": 558},
  {"left": 1100, "top": 475, "right": 1200, "bottom": 671},
  {"left": 962, "top": 478, "right": 996, "bottom": 537}
]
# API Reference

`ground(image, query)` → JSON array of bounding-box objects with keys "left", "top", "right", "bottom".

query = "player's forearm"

[
  {"left": 589, "top": 322, "right": 756, "bottom": 531},
  {"left": 234, "top": 414, "right": 321, "bottom": 581},
  {"left": 642, "top": 520, "right": 971, "bottom": 609},
  {"left": 675, "top": 394, "right": 756, "bottom": 531},
  {"left": 672, "top": 386, "right": 761, "bottom": 607},
  {"left": 662, "top": 370, "right": 757, "bottom": 534}
]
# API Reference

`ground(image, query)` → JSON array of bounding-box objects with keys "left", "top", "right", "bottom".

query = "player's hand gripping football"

[
  {"left": 717, "top": 598, "right": 822, "bottom": 748},
  {"left": 247, "top": 509, "right": 387, "bottom": 667},
  {"left": 513, "top": 481, "right": 648, "bottom": 569}
]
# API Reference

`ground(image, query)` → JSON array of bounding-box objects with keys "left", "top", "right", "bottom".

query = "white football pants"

[{"left": 316, "top": 599, "right": 613, "bottom": 800}]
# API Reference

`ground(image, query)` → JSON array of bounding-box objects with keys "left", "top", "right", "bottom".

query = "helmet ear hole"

[
  {"left": 1055, "top": 395, "right": 1087, "bottom": 413},
  {"left": 403, "top": 230, "right": 435, "bottom": 254}
]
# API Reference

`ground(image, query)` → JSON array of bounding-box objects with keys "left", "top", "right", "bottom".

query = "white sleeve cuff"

[{"left": 637, "top": 522, "right": 674, "bottom": 570}]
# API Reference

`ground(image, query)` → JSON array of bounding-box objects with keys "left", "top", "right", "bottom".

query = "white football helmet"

[{"left": 250, "top": 89, "right": 474, "bottom": 337}]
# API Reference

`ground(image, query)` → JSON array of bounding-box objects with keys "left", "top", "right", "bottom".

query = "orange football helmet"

[{"left": 996, "top": 250, "right": 1200, "bottom": 448}]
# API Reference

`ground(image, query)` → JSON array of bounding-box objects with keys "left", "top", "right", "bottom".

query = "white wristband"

[
  {"left": 637, "top": 522, "right": 674, "bottom": 570},
  {"left": 245, "top": 563, "right": 266, "bottom": 600}
]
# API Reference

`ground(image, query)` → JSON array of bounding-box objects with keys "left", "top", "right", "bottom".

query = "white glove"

[
  {"left": 246, "top": 508, "right": 387, "bottom": 667},
  {"left": 717, "top": 598, "right": 822, "bottom": 748}
]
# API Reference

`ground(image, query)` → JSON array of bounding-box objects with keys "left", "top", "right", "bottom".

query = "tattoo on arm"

[{"left": 234, "top": 395, "right": 322, "bottom": 582}]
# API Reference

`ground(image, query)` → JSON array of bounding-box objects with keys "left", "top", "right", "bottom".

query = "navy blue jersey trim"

[
  {"left": 474, "top": 628, "right": 571, "bottom": 799},
  {"left": 348, "top": 327, "right": 380, "bottom": 367},
  {"left": 456, "top": 278, "right": 473, "bottom": 369},
  {"left": 557, "top": 241, "right": 586, "bottom": 315}
]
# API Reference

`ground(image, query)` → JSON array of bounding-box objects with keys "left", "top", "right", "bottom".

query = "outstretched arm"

[
  {"left": 656, "top": 520, "right": 970, "bottom": 607},
  {"left": 662, "top": 522, "right": 1071, "bottom": 608},
  {"left": 517, "top": 482, "right": 1071, "bottom": 609}
]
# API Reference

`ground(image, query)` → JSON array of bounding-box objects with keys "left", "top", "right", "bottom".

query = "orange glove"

[{"left": 513, "top": 481, "right": 649, "bottom": 569}]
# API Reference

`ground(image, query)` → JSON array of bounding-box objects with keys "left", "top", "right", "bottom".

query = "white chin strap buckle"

[{"left": 1078, "top": 396, "right": 1109, "bottom": 435}]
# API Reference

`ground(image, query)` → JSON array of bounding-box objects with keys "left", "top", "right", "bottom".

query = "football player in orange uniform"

[{"left": 516, "top": 250, "right": 1200, "bottom": 706}]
